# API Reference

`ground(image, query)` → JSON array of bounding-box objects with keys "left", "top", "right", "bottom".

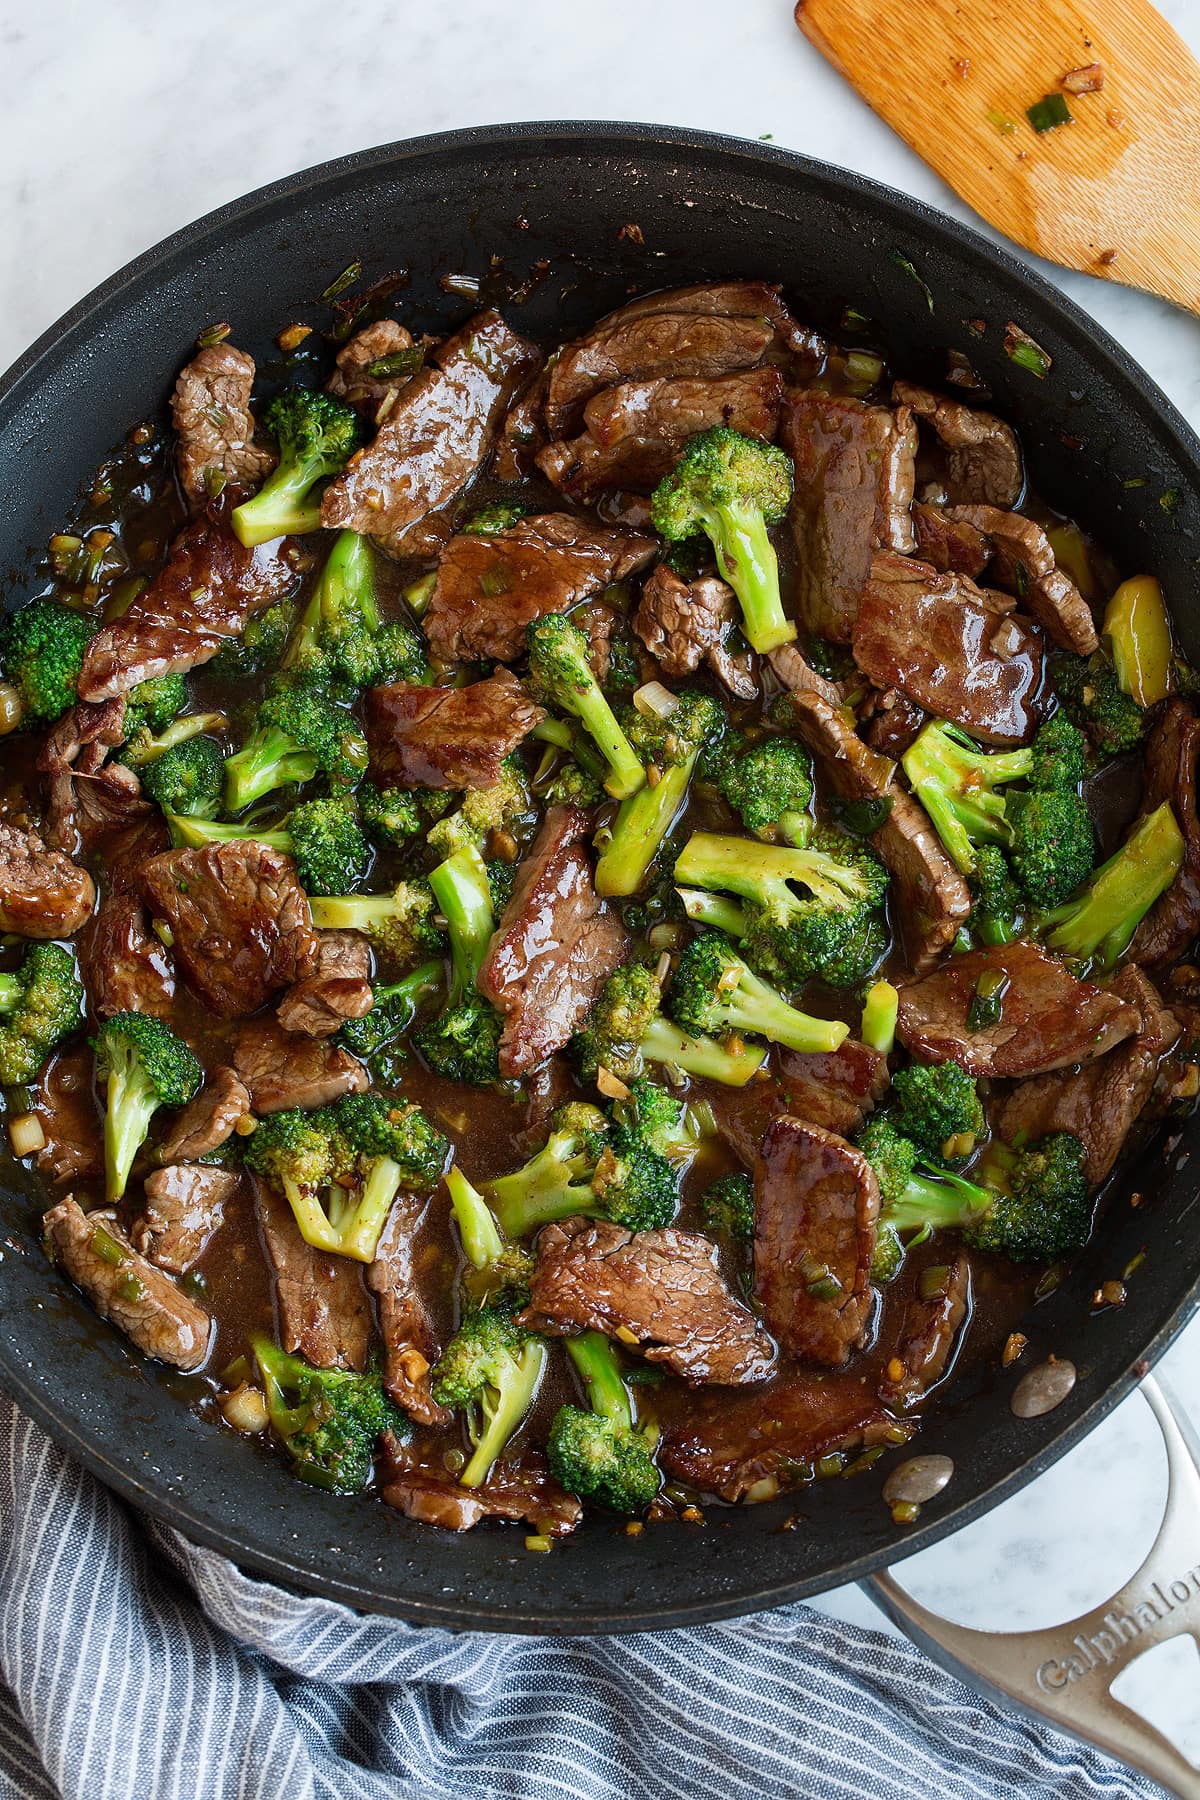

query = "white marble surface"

[{"left": 2, "top": 0, "right": 1199, "bottom": 1763}]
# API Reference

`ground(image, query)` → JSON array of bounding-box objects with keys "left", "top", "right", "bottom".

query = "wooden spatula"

[{"left": 794, "top": 0, "right": 1200, "bottom": 315}]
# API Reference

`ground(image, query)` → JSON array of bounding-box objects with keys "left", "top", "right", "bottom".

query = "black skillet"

[{"left": 0, "top": 122, "right": 1197, "bottom": 1637}]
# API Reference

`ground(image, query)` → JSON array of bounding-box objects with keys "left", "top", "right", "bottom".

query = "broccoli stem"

[
  {"left": 286, "top": 530, "right": 378, "bottom": 670},
  {"left": 713, "top": 962, "right": 849, "bottom": 1054},
  {"left": 445, "top": 1165, "right": 506, "bottom": 1270},
  {"left": 639, "top": 1013, "right": 766, "bottom": 1086},
  {"left": 167, "top": 816, "right": 289, "bottom": 852},
  {"left": 901, "top": 724, "right": 1031, "bottom": 875},
  {"left": 565, "top": 1332, "right": 634, "bottom": 1431},
  {"left": 575, "top": 687, "right": 646, "bottom": 801},
  {"left": 427, "top": 845, "right": 495, "bottom": 998},
  {"left": 461, "top": 1338, "right": 547, "bottom": 1487},
  {"left": 706, "top": 500, "right": 796, "bottom": 654},
  {"left": 224, "top": 727, "right": 319, "bottom": 813},
  {"left": 595, "top": 759, "right": 693, "bottom": 898},
  {"left": 0, "top": 975, "right": 21, "bottom": 1013},
  {"left": 859, "top": 980, "right": 899, "bottom": 1055},
  {"left": 122, "top": 712, "right": 227, "bottom": 767},
  {"left": 1039, "top": 801, "right": 1184, "bottom": 967},
  {"left": 676, "top": 888, "right": 750, "bottom": 936},
  {"left": 102, "top": 1051, "right": 162, "bottom": 1203},
  {"left": 886, "top": 1167, "right": 992, "bottom": 1237},
  {"left": 674, "top": 831, "right": 867, "bottom": 910}
]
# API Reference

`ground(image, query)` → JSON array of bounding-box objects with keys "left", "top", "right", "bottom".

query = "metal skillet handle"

[{"left": 865, "top": 1375, "right": 1200, "bottom": 1800}]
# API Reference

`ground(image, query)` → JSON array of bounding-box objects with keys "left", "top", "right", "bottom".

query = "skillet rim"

[{"left": 0, "top": 119, "right": 1197, "bottom": 1633}]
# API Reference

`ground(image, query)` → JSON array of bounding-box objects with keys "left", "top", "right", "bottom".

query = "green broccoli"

[
  {"left": 443, "top": 1164, "right": 535, "bottom": 1307},
  {"left": 309, "top": 876, "right": 446, "bottom": 967},
  {"left": 673, "top": 827, "right": 889, "bottom": 990},
  {"left": 594, "top": 689, "right": 725, "bottom": 899},
  {"left": 970, "top": 844, "right": 1023, "bottom": 947},
  {"left": 0, "top": 943, "right": 85, "bottom": 1085},
  {"left": 93, "top": 1013, "right": 203, "bottom": 1201},
  {"left": 1050, "top": 650, "right": 1145, "bottom": 760},
  {"left": 699, "top": 1171, "right": 755, "bottom": 1244},
  {"left": 1038, "top": 801, "right": 1185, "bottom": 968},
  {"left": 702, "top": 730, "right": 813, "bottom": 845},
  {"left": 856, "top": 1116, "right": 991, "bottom": 1282},
  {"left": 546, "top": 1333, "right": 659, "bottom": 1513},
  {"left": 668, "top": 933, "right": 849, "bottom": 1055},
  {"left": 462, "top": 502, "right": 529, "bottom": 535},
  {"left": 410, "top": 845, "right": 502, "bottom": 1087},
  {"left": 571, "top": 959, "right": 767, "bottom": 1090},
  {"left": 964, "top": 1133, "right": 1091, "bottom": 1262},
  {"left": 123, "top": 673, "right": 188, "bottom": 740},
  {"left": 888, "top": 1060, "right": 985, "bottom": 1163},
  {"left": 167, "top": 794, "right": 369, "bottom": 896},
  {"left": 485, "top": 1099, "right": 679, "bottom": 1238},
  {"left": 121, "top": 708, "right": 227, "bottom": 768},
  {"left": 425, "top": 757, "right": 531, "bottom": 862},
  {"left": 859, "top": 978, "right": 899, "bottom": 1056},
  {"left": 252, "top": 1337, "right": 407, "bottom": 1493},
  {"left": 542, "top": 757, "right": 605, "bottom": 808},
  {"left": 231, "top": 389, "right": 361, "bottom": 547},
  {"left": 525, "top": 611, "right": 645, "bottom": 799},
  {"left": 223, "top": 667, "right": 368, "bottom": 812},
  {"left": 430, "top": 1304, "right": 546, "bottom": 1487},
  {"left": 650, "top": 427, "right": 796, "bottom": 653},
  {"left": 0, "top": 598, "right": 93, "bottom": 725},
  {"left": 210, "top": 600, "right": 296, "bottom": 680},
  {"left": 335, "top": 960, "right": 443, "bottom": 1075},
  {"left": 285, "top": 529, "right": 427, "bottom": 689},
  {"left": 610, "top": 1075, "right": 707, "bottom": 1161},
  {"left": 142, "top": 737, "right": 225, "bottom": 819},
  {"left": 357, "top": 780, "right": 428, "bottom": 848}
]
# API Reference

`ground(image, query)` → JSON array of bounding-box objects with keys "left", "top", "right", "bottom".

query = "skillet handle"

[{"left": 864, "top": 1375, "right": 1200, "bottom": 1800}]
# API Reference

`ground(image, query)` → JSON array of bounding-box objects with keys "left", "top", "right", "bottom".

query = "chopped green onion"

[
  {"left": 320, "top": 262, "right": 363, "bottom": 302},
  {"left": 1027, "top": 92, "right": 1072, "bottom": 132},
  {"left": 891, "top": 251, "right": 934, "bottom": 314},
  {"left": 365, "top": 347, "right": 425, "bottom": 381},
  {"left": 828, "top": 793, "right": 893, "bottom": 836},
  {"left": 840, "top": 305, "right": 872, "bottom": 333},
  {"left": 1004, "top": 321, "right": 1052, "bottom": 378},
  {"left": 860, "top": 980, "right": 899, "bottom": 1056},
  {"left": 967, "top": 969, "right": 1008, "bottom": 1031},
  {"left": 1160, "top": 487, "right": 1181, "bottom": 516},
  {"left": 985, "top": 107, "right": 1017, "bottom": 135}
]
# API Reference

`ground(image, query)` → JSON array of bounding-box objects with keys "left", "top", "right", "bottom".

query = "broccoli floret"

[
  {"left": 970, "top": 845, "right": 1023, "bottom": 946},
  {"left": 1027, "top": 711, "right": 1088, "bottom": 790},
  {"left": 1007, "top": 786, "right": 1096, "bottom": 909},
  {"left": 283, "top": 795, "right": 369, "bottom": 895},
  {"left": 547, "top": 1332, "right": 659, "bottom": 1513},
  {"left": 252, "top": 1337, "right": 406, "bottom": 1493},
  {"left": 650, "top": 427, "right": 796, "bottom": 653},
  {"left": 888, "top": 1061, "right": 984, "bottom": 1163},
  {"left": 285, "top": 530, "right": 427, "bottom": 689},
  {"left": 124, "top": 673, "right": 187, "bottom": 739},
  {"left": 245, "top": 1094, "right": 446, "bottom": 1263},
  {"left": 443, "top": 1164, "right": 535, "bottom": 1310},
  {"left": 571, "top": 959, "right": 767, "bottom": 1089},
  {"left": 0, "top": 943, "right": 85, "bottom": 1085},
  {"left": 224, "top": 667, "right": 367, "bottom": 812},
  {"left": 525, "top": 612, "right": 645, "bottom": 800},
  {"left": 673, "top": 827, "right": 889, "bottom": 990},
  {"left": 335, "top": 960, "right": 442, "bottom": 1075},
  {"left": 93, "top": 1013, "right": 202, "bottom": 1201},
  {"left": 425, "top": 757, "right": 530, "bottom": 862},
  {"left": 310, "top": 877, "right": 446, "bottom": 967},
  {"left": 0, "top": 598, "right": 93, "bottom": 725},
  {"left": 358, "top": 780, "right": 427, "bottom": 848},
  {"left": 594, "top": 690, "right": 725, "bottom": 899},
  {"left": 1038, "top": 801, "right": 1184, "bottom": 968},
  {"left": 611, "top": 1075, "right": 701, "bottom": 1160},
  {"left": 210, "top": 600, "right": 295, "bottom": 680},
  {"left": 700, "top": 1171, "right": 755, "bottom": 1244},
  {"left": 964, "top": 1133, "right": 1091, "bottom": 1262},
  {"left": 430, "top": 1304, "right": 546, "bottom": 1487},
  {"left": 231, "top": 390, "right": 361, "bottom": 547},
  {"left": 462, "top": 502, "right": 529, "bottom": 535},
  {"left": 856, "top": 1115, "right": 992, "bottom": 1281},
  {"left": 702, "top": 730, "right": 813, "bottom": 845},
  {"left": 141, "top": 737, "right": 225, "bottom": 819},
  {"left": 485, "top": 1099, "right": 679, "bottom": 1238},
  {"left": 410, "top": 845, "right": 503, "bottom": 1087},
  {"left": 1050, "top": 651, "right": 1145, "bottom": 761},
  {"left": 668, "top": 933, "right": 849, "bottom": 1054},
  {"left": 543, "top": 758, "right": 605, "bottom": 808}
]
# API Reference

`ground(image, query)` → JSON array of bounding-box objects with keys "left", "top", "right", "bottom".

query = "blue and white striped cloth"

[{"left": 0, "top": 1394, "right": 1161, "bottom": 1800}]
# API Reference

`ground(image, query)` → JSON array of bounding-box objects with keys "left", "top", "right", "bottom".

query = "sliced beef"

[
  {"left": 171, "top": 344, "right": 275, "bottom": 507},
  {"left": 33, "top": 1047, "right": 103, "bottom": 1186},
  {"left": 790, "top": 691, "right": 971, "bottom": 973},
  {"left": 706, "top": 1038, "right": 888, "bottom": 1170},
  {"left": 1130, "top": 701, "right": 1200, "bottom": 966},
  {"left": 232, "top": 1018, "right": 368, "bottom": 1114},
  {"left": 493, "top": 364, "right": 552, "bottom": 482},
  {"left": 156, "top": 1066, "right": 251, "bottom": 1164},
  {"left": 0, "top": 822, "right": 94, "bottom": 938},
  {"left": 81, "top": 892, "right": 175, "bottom": 1018},
  {"left": 319, "top": 310, "right": 541, "bottom": 542},
  {"left": 276, "top": 931, "right": 373, "bottom": 1039},
  {"left": 911, "top": 502, "right": 990, "bottom": 577},
  {"left": 140, "top": 841, "right": 317, "bottom": 1020},
  {"left": 78, "top": 508, "right": 295, "bottom": 701},
  {"left": 852, "top": 553, "right": 1043, "bottom": 745},
  {"left": 896, "top": 941, "right": 1140, "bottom": 1077},
  {"left": 38, "top": 698, "right": 140, "bottom": 853},
  {"left": 366, "top": 671, "right": 544, "bottom": 791},
  {"left": 947, "top": 504, "right": 1099, "bottom": 655},
  {"left": 781, "top": 392, "right": 917, "bottom": 642},
  {"left": 634, "top": 565, "right": 757, "bottom": 699},
  {"left": 379, "top": 1436, "right": 581, "bottom": 1535},
  {"left": 993, "top": 967, "right": 1180, "bottom": 1186},
  {"left": 538, "top": 366, "right": 782, "bottom": 498},
  {"left": 878, "top": 1254, "right": 971, "bottom": 1410},
  {"left": 520, "top": 1217, "right": 776, "bottom": 1386},
  {"left": 862, "top": 687, "right": 927, "bottom": 759},
  {"left": 131, "top": 1164, "right": 241, "bottom": 1275},
  {"left": 366, "top": 1196, "right": 448, "bottom": 1427},
  {"left": 44, "top": 1198, "right": 211, "bottom": 1371},
  {"left": 660, "top": 1373, "right": 895, "bottom": 1501},
  {"left": 477, "top": 804, "right": 629, "bottom": 1077},
  {"left": 423, "top": 514, "right": 656, "bottom": 664},
  {"left": 766, "top": 643, "right": 842, "bottom": 708},
  {"left": 892, "top": 381, "right": 1023, "bottom": 508},
  {"left": 254, "top": 1177, "right": 370, "bottom": 1370},
  {"left": 753, "top": 1117, "right": 879, "bottom": 1366},
  {"left": 104, "top": 814, "right": 172, "bottom": 896},
  {"left": 325, "top": 320, "right": 420, "bottom": 413}
]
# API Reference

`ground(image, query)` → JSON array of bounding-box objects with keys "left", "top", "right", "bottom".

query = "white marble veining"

[{"left": 1, "top": 0, "right": 1199, "bottom": 1760}]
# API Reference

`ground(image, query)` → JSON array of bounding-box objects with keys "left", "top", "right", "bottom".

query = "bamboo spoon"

[{"left": 793, "top": 0, "right": 1200, "bottom": 314}]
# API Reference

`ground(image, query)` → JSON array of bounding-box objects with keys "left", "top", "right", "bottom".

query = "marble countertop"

[{"left": 2, "top": 0, "right": 1199, "bottom": 1764}]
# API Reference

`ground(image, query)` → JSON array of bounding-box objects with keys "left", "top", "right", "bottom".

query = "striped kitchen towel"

[{"left": 0, "top": 1394, "right": 1162, "bottom": 1800}]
